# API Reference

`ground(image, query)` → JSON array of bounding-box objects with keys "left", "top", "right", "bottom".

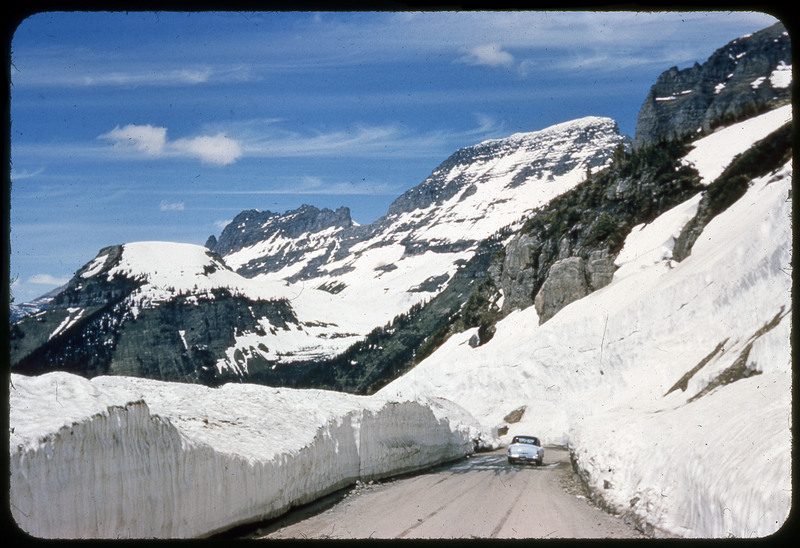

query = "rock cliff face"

[{"left": 633, "top": 22, "right": 790, "bottom": 149}]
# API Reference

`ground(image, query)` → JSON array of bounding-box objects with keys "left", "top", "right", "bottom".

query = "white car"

[{"left": 507, "top": 435, "right": 544, "bottom": 465}]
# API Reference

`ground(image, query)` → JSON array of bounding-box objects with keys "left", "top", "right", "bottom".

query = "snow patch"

[{"left": 681, "top": 104, "right": 791, "bottom": 185}]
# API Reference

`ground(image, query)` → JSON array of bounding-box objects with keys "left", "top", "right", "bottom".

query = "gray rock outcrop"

[
  {"left": 633, "top": 22, "right": 790, "bottom": 149},
  {"left": 499, "top": 232, "right": 540, "bottom": 311},
  {"left": 532, "top": 251, "right": 616, "bottom": 324},
  {"left": 533, "top": 257, "right": 590, "bottom": 323}
]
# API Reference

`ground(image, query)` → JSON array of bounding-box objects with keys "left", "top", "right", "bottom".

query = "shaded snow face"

[{"left": 9, "top": 372, "right": 487, "bottom": 539}]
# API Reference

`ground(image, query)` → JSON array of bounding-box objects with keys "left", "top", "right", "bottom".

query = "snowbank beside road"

[
  {"left": 9, "top": 372, "right": 490, "bottom": 539},
  {"left": 380, "top": 109, "right": 792, "bottom": 537}
]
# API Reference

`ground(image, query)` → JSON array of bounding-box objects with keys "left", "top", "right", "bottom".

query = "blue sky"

[{"left": 8, "top": 10, "right": 781, "bottom": 303}]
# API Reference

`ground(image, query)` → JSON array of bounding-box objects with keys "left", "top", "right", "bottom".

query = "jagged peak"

[{"left": 211, "top": 204, "right": 353, "bottom": 257}]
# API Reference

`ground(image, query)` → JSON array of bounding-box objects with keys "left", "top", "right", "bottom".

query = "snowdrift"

[
  {"left": 9, "top": 372, "right": 491, "bottom": 538},
  {"left": 380, "top": 106, "right": 792, "bottom": 537}
]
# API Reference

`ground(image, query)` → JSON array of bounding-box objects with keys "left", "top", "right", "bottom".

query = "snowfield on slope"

[
  {"left": 8, "top": 106, "right": 791, "bottom": 540},
  {"left": 216, "top": 116, "right": 626, "bottom": 365},
  {"left": 9, "top": 372, "right": 493, "bottom": 538},
  {"left": 681, "top": 103, "right": 791, "bottom": 184},
  {"left": 380, "top": 106, "right": 793, "bottom": 537}
]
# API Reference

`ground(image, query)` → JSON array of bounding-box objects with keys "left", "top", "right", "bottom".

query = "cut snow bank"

[
  {"left": 380, "top": 157, "right": 792, "bottom": 535},
  {"left": 9, "top": 372, "right": 493, "bottom": 539}
]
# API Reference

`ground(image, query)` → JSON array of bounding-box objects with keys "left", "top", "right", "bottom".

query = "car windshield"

[{"left": 514, "top": 437, "right": 539, "bottom": 445}]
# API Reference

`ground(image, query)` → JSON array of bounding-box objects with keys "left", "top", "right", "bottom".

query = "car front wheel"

[{"left": 508, "top": 457, "right": 515, "bottom": 464}]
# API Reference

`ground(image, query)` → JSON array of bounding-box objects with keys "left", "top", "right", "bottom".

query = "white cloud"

[
  {"left": 459, "top": 43, "right": 514, "bottom": 68},
  {"left": 28, "top": 273, "right": 70, "bottom": 286},
  {"left": 99, "top": 125, "right": 243, "bottom": 166},
  {"left": 99, "top": 124, "right": 167, "bottom": 156},
  {"left": 159, "top": 200, "right": 185, "bottom": 212},
  {"left": 170, "top": 133, "right": 243, "bottom": 166}
]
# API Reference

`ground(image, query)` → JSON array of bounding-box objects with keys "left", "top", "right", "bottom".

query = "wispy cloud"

[
  {"left": 10, "top": 167, "right": 46, "bottom": 180},
  {"left": 214, "top": 219, "right": 232, "bottom": 231},
  {"left": 240, "top": 113, "right": 506, "bottom": 160},
  {"left": 244, "top": 124, "right": 404, "bottom": 158},
  {"left": 291, "top": 176, "right": 399, "bottom": 196},
  {"left": 198, "top": 175, "right": 399, "bottom": 197},
  {"left": 83, "top": 67, "right": 214, "bottom": 86},
  {"left": 28, "top": 273, "right": 70, "bottom": 286},
  {"left": 159, "top": 200, "right": 185, "bottom": 212},
  {"left": 12, "top": 60, "right": 254, "bottom": 88}
]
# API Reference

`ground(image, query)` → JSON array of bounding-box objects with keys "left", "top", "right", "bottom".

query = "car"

[{"left": 507, "top": 435, "right": 544, "bottom": 465}]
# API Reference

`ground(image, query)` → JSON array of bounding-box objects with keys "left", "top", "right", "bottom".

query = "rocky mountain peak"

[
  {"left": 387, "top": 116, "right": 625, "bottom": 217},
  {"left": 210, "top": 204, "right": 353, "bottom": 257},
  {"left": 633, "top": 22, "right": 791, "bottom": 149}
]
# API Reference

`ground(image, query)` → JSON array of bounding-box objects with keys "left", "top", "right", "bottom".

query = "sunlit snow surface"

[
  {"left": 217, "top": 116, "right": 625, "bottom": 366},
  {"left": 681, "top": 104, "right": 791, "bottom": 185},
  {"left": 9, "top": 107, "right": 792, "bottom": 539},
  {"left": 381, "top": 107, "right": 792, "bottom": 537}
]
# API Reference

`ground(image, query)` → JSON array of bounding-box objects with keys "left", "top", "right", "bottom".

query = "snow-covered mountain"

[
  {"left": 379, "top": 103, "right": 793, "bottom": 537},
  {"left": 8, "top": 22, "right": 792, "bottom": 540},
  {"left": 11, "top": 116, "right": 628, "bottom": 384}
]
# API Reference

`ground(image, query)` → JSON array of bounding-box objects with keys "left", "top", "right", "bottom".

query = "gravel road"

[{"left": 237, "top": 447, "right": 645, "bottom": 539}]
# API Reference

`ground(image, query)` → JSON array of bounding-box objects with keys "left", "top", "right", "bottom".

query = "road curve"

[{"left": 239, "top": 447, "right": 645, "bottom": 539}]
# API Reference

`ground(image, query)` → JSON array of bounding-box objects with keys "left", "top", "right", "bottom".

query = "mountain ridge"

[
  {"left": 11, "top": 115, "right": 628, "bottom": 384},
  {"left": 9, "top": 22, "right": 791, "bottom": 394}
]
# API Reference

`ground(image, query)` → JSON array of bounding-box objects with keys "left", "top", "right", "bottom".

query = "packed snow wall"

[
  {"left": 567, "top": 161, "right": 793, "bottom": 538},
  {"left": 9, "top": 372, "right": 484, "bottom": 539},
  {"left": 380, "top": 108, "right": 792, "bottom": 538}
]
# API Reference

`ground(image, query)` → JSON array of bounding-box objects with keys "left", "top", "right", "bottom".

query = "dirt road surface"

[{"left": 239, "top": 447, "right": 645, "bottom": 539}]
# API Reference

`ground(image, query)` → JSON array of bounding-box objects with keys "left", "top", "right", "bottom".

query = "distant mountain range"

[{"left": 10, "top": 22, "right": 791, "bottom": 394}]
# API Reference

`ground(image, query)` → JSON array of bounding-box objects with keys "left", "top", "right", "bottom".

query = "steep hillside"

[{"left": 379, "top": 103, "right": 793, "bottom": 537}]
